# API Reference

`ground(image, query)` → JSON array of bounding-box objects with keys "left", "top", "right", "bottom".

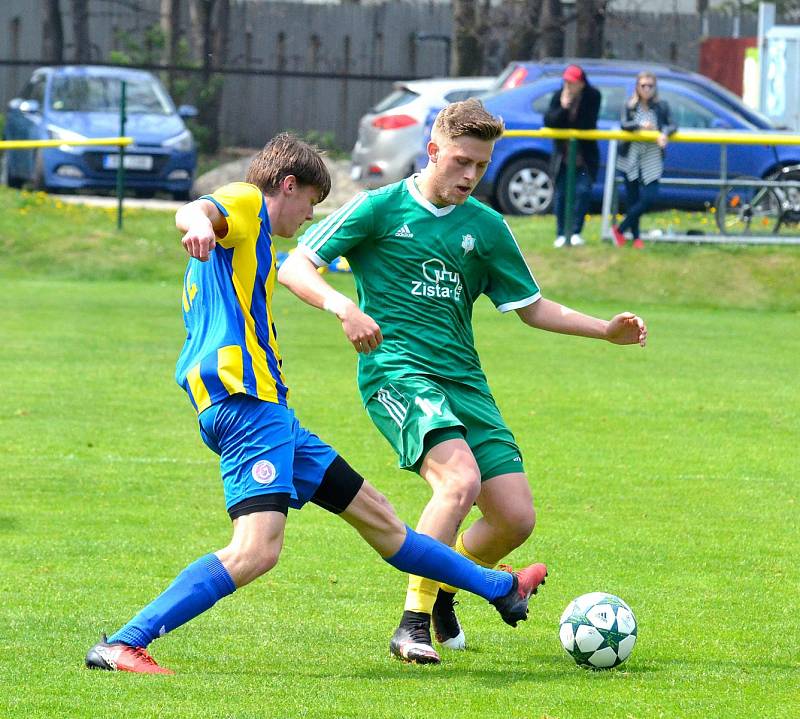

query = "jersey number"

[
  {"left": 414, "top": 396, "right": 442, "bottom": 418},
  {"left": 182, "top": 270, "right": 198, "bottom": 311}
]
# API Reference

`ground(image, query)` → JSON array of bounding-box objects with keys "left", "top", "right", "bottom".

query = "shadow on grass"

[{"left": 0, "top": 514, "right": 19, "bottom": 532}]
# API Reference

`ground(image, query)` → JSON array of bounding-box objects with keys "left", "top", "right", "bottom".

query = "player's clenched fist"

[
  {"left": 605, "top": 312, "right": 647, "bottom": 347},
  {"left": 341, "top": 305, "right": 383, "bottom": 354},
  {"left": 182, "top": 222, "right": 217, "bottom": 262}
]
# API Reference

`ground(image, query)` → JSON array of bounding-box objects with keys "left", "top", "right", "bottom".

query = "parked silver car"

[{"left": 350, "top": 76, "right": 493, "bottom": 188}]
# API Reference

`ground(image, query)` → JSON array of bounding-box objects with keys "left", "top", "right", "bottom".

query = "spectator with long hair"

[{"left": 612, "top": 71, "right": 676, "bottom": 249}]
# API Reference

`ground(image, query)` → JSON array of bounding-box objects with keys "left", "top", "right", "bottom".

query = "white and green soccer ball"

[{"left": 559, "top": 592, "right": 638, "bottom": 669}]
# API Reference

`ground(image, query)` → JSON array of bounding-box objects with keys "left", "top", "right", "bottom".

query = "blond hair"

[
  {"left": 246, "top": 132, "right": 331, "bottom": 201},
  {"left": 628, "top": 71, "right": 659, "bottom": 109},
  {"left": 432, "top": 98, "right": 505, "bottom": 143}
]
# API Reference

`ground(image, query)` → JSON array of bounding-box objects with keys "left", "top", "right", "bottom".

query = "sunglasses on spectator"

[{"left": 639, "top": 83, "right": 655, "bottom": 89}]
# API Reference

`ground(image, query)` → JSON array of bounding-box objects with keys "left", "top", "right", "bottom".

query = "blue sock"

[
  {"left": 107, "top": 553, "right": 236, "bottom": 648},
  {"left": 384, "top": 527, "right": 513, "bottom": 601}
]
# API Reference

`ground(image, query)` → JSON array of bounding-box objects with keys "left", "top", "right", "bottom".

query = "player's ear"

[
  {"left": 280, "top": 174, "right": 298, "bottom": 194},
  {"left": 428, "top": 140, "right": 439, "bottom": 164}
]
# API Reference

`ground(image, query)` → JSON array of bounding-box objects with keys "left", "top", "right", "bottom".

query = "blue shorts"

[{"left": 198, "top": 394, "right": 338, "bottom": 512}]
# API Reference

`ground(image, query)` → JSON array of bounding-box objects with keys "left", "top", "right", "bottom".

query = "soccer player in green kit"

[{"left": 278, "top": 100, "right": 648, "bottom": 664}]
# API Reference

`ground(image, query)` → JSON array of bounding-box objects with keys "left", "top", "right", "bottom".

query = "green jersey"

[{"left": 298, "top": 176, "right": 541, "bottom": 403}]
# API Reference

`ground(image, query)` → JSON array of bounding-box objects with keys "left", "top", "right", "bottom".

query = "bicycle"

[{"left": 715, "top": 164, "right": 800, "bottom": 235}]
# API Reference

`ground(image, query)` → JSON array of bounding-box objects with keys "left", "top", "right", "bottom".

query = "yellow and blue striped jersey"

[{"left": 175, "top": 182, "right": 288, "bottom": 414}]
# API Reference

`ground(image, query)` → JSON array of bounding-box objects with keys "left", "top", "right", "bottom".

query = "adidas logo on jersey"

[{"left": 395, "top": 223, "right": 414, "bottom": 238}]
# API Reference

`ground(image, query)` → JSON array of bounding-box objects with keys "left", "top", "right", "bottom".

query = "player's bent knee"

[
  {"left": 367, "top": 489, "right": 405, "bottom": 533},
  {"left": 501, "top": 505, "right": 536, "bottom": 545},
  {"left": 251, "top": 549, "right": 281, "bottom": 577},
  {"left": 217, "top": 544, "right": 281, "bottom": 587},
  {"left": 435, "top": 472, "right": 481, "bottom": 511},
  {"left": 344, "top": 482, "right": 404, "bottom": 534}
]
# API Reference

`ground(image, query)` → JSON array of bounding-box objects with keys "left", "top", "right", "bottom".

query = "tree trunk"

[
  {"left": 71, "top": 0, "right": 91, "bottom": 63},
  {"left": 189, "top": 0, "right": 229, "bottom": 153},
  {"left": 539, "top": 0, "right": 564, "bottom": 59},
  {"left": 575, "top": 0, "right": 608, "bottom": 58},
  {"left": 160, "top": 0, "right": 182, "bottom": 94},
  {"left": 43, "top": 0, "right": 64, "bottom": 64},
  {"left": 507, "top": 0, "right": 542, "bottom": 62},
  {"left": 212, "top": 0, "right": 230, "bottom": 70},
  {"left": 452, "top": 0, "right": 483, "bottom": 76}
]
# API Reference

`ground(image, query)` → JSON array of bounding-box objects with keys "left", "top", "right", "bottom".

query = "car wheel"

[
  {"left": 32, "top": 150, "right": 49, "bottom": 192},
  {"left": 1, "top": 152, "right": 23, "bottom": 189},
  {"left": 171, "top": 190, "right": 191, "bottom": 202},
  {"left": 495, "top": 157, "right": 554, "bottom": 215}
]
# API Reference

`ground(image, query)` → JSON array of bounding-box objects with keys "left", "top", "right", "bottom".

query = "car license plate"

[
  {"left": 350, "top": 165, "right": 362, "bottom": 180},
  {"left": 103, "top": 154, "right": 154, "bottom": 171}
]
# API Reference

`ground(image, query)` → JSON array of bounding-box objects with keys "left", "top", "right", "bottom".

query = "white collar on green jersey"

[{"left": 406, "top": 175, "right": 456, "bottom": 217}]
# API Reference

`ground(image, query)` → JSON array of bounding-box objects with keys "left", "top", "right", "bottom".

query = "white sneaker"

[
  {"left": 553, "top": 235, "right": 567, "bottom": 248},
  {"left": 570, "top": 234, "right": 586, "bottom": 246}
]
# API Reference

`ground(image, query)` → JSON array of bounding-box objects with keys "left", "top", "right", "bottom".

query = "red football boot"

[
  {"left": 85, "top": 635, "right": 174, "bottom": 674},
  {"left": 490, "top": 563, "right": 548, "bottom": 627}
]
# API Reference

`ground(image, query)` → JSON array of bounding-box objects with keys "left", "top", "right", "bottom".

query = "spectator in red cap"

[{"left": 544, "top": 64, "right": 601, "bottom": 248}]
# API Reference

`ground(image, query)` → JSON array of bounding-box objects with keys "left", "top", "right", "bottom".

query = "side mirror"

[
  {"left": 18, "top": 99, "right": 41, "bottom": 114},
  {"left": 178, "top": 104, "right": 198, "bottom": 119}
]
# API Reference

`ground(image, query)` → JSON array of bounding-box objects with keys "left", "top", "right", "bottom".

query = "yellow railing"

[
  {"left": 1, "top": 136, "right": 135, "bottom": 228},
  {"left": 501, "top": 127, "right": 800, "bottom": 244},
  {"left": 503, "top": 128, "right": 800, "bottom": 146},
  {"left": 0, "top": 137, "right": 133, "bottom": 150}
]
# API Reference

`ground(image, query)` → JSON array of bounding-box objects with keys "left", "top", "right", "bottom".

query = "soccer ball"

[{"left": 559, "top": 592, "right": 637, "bottom": 669}]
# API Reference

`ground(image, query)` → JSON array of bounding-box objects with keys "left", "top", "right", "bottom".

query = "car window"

[
  {"left": 658, "top": 88, "right": 717, "bottom": 128},
  {"left": 596, "top": 85, "right": 627, "bottom": 122},
  {"left": 22, "top": 76, "right": 46, "bottom": 105},
  {"left": 372, "top": 89, "right": 419, "bottom": 114},
  {"left": 532, "top": 90, "right": 551, "bottom": 115},
  {"left": 49, "top": 76, "right": 173, "bottom": 114},
  {"left": 670, "top": 79, "right": 763, "bottom": 129},
  {"left": 530, "top": 82, "right": 626, "bottom": 122},
  {"left": 444, "top": 88, "right": 487, "bottom": 103}
]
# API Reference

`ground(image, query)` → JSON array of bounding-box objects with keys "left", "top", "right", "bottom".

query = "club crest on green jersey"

[
  {"left": 411, "top": 258, "right": 463, "bottom": 301},
  {"left": 461, "top": 233, "right": 476, "bottom": 255}
]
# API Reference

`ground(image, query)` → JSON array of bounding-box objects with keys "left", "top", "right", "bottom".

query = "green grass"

[{"left": 0, "top": 187, "right": 798, "bottom": 717}]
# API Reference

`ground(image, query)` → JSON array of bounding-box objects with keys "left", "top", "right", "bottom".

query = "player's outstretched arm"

[
  {"left": 176, "top": 199, "right": 228, "bottom": 262},
  {"left": 278, "top": 250, "right": 384, "bottom": 354},
  {"left": 516, "top": 298, "right": 647, "bottom": 347}
]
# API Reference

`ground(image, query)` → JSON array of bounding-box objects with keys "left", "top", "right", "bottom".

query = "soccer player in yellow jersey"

[
  {"left": 85, "top": 133, "right": 549, "bottom": 674},
  {"left": 279, "top": 101, "right": 647, "bottom": 663}
]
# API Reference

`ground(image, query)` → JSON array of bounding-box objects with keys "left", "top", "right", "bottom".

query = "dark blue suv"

[{"left": 419, "top": 60, "right": 800, "bottom": 215}]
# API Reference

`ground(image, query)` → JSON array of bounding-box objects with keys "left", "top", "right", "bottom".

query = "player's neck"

[{"left": 415, "top": 171, "right": 450, "bottom": 208}]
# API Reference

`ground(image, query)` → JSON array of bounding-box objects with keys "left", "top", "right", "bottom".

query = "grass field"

[{"left": 0, "top": 189, "right": 798, "bottom": 718}]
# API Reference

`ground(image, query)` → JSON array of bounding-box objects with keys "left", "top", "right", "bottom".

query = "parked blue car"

[
  {"left": 417, "top": 60, "right": 800, "bottom": 215},
  {"left": 3, "top": 66, "right": 197, "bottom": 199}
]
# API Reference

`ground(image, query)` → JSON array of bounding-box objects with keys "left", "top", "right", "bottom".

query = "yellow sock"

[
  {"left": 404, "top": 574, "right": 440, "bottom": 614},
  {"left": 439, "top": 533, "right": 496, "bottom": 594}
]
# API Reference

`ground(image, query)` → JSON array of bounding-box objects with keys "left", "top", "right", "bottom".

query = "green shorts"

[{"left": 366, "top": 375, "right": 525, "bottom": 481}]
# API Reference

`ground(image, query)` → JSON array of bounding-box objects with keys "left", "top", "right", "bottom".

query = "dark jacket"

[
  {"left": 618, "top": 99, "right": 677, "bottom": 159},
  {"left": 544, "top": 82, "right": 602, "bottom": 180}
]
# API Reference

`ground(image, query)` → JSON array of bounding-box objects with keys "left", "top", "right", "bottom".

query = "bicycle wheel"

[
  {"left": 715, "top": 178, "right": 782, "bottom": 235},
  {"left": 776, "top": 168, "right": 800, "bottom": 225}
]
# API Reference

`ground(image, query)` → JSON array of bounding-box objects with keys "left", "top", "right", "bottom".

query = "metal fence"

[
  {"left": 0, "top": 0, "right": 764, "bottom": 149},
  {"left": 505, "top": 127, "right": 800, "bottom": 245}
]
